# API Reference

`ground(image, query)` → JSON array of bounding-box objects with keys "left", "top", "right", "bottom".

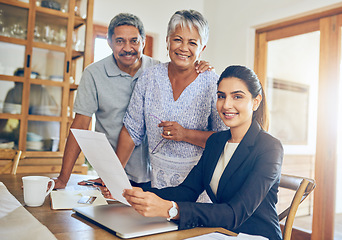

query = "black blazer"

[{"left": 149, "top": 119, "right": 283, "bottom": 240}]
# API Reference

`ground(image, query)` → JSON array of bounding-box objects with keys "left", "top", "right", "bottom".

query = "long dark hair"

[{"left": 218, "top": 65, "right": 269, "bottom": 130}]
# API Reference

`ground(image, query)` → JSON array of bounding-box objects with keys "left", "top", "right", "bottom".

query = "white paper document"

[
  {"left": 50, "top": 189, "right": 108, "bottom": 210},
  {"left": 71, "top": 129, "right": 132, "bottom": 205},
  {"left": 185, "top": 232, "right": 235, "bottom": 239},
  {"left": 0, "top": 182, "right": 57, "bottom": 240},
  {"left": 185, "top": 232, "right": 268, "bottom": 240}
]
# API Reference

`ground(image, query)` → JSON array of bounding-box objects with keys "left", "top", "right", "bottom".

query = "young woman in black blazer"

[{"left": 120, "top": 65, "right": 283, "bottom": 240}]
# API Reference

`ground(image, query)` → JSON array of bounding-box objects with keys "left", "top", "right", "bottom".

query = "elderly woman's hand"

[
  {"left": 123, "top": 187, "right": 174, "bottom": 218},
  {"left": 158, "top": 121, "right": 187, "bottom": 142},
  {"left": 195, "top": 60, "right": 214, "bottom": 73}
]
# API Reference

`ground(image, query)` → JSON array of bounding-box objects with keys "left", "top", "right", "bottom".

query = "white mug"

[{"left": 22, "top": 176, "right": 55, "bottom": 207}]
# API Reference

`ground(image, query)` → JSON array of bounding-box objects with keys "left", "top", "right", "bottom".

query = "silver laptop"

[{"left": 73, "top": 203, "right": 178, "bottom": 239}]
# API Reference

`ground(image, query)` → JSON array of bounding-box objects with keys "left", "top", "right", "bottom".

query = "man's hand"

[
  {"left": 53, "top": 177, "right": 68, "bottom": 189},
  {"left": 78, "top": 177, "right": 103, "bottom": 186}
]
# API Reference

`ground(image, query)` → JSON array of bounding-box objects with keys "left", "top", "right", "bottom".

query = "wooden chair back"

[
  {"left": 0, "top": 149, "right": 22, "bottom": 175},
  {"left": 278, "top": 174, "right": 316, "bottom": 240}
]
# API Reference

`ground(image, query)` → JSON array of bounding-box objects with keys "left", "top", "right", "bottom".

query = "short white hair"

[{"left": 167, "top": 10, "right": 209, "bottom": 46}]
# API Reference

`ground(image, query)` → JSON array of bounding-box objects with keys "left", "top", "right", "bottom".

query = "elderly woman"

[{"left": 116, "top": 10, "right": 227, "bottom": 200}]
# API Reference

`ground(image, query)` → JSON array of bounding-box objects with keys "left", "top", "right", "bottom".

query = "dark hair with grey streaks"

[{"left": 107, "top": 13, "right": 145, "bottom": 41}]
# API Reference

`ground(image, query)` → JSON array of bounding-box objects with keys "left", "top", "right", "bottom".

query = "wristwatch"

[{"left": 167, "top": 201, "right": 178, "bottom": 221}]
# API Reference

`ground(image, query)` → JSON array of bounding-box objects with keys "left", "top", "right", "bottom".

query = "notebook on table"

[{"left": 73, "top": 203, "right": 178, "bottom": 239}]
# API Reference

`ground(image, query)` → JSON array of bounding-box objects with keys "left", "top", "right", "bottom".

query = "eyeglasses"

[
  {"left": 148, "top": 114, "right": 169, "bottom": 154},
  {"left": 151, "top": 138, "right": 169, "bottom": 154}
]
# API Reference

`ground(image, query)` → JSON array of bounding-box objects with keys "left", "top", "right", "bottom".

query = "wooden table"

[{"left": 0, "top": 173, "right": 236, "bottom": 239}]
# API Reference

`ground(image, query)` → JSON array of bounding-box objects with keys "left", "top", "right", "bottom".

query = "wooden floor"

[{"left": 293, "top": 213, "right": 342, "bottom": 239}]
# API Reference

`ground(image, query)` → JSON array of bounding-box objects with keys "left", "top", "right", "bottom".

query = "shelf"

[
  {"left": 0, "top": 0, "right": 29, "bottom": 9},
  {"left": 30, "top": 77, "right": 65, "bottom": 86},
  {"left": 0, "top": 0, "right": 93, "bottom": 160},
  {"left": 69, "top": 83, "right": 78, "bottom": 91},
  {"left": 72, "top": 50, "right": 84, "bottom": 59},
  {"left": 22, "top": 151, "right": 63, "bottom": 158},
  {"left": 0, "top": 35, "right": 27, "bottom": 45},
  {"left": 0, "top": 2, "right": 29, "bottom": 41},
  {"left": 0, "top": 113, "right": 22, "bottom": 119},
  {"left": 74, "top": 16, "right": 86, "bottom": 29},
  {"left": 33, "top": 41, "right": 66, "bottom": 52},
  {"left": 36, "top": 5, "right": 86, "bottom": 29},
  {"left": 36, "top": 5, "right": 69, "bottom": 19},
  {"left": 0, "top": 75, "right": 25, "bottom": 82},
  {"left": 35, "top": 11, "right": 68, "bottom": 28},
  {"left": 27, "top": 114, "right": 62, "bottom": 122}
]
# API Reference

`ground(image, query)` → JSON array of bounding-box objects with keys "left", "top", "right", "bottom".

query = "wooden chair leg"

[{"left": 10, "top": 150, "right": 22, "bottom": 175}]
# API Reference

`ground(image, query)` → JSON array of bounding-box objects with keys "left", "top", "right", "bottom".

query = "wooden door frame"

[
  {"left": 91, "top": 24, "right": 108, "bottom": 63},
  {"left": 254, "top": 6, "right": 342, "bottom": 240}
]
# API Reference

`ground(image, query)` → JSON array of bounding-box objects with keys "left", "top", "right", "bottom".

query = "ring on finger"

[{"left": 167, "top": 131, "right": 171, "bottom": 136}]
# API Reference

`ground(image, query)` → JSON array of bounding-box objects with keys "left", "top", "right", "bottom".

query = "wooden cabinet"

[{"left": 0, "top": 0, "right": 93, "bottom": 174}]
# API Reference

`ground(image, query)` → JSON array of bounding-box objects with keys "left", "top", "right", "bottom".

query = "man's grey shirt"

[{"left": 73, "top": 54, "right": 159, "bottom": 183}]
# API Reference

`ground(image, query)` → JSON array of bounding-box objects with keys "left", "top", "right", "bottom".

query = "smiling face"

[
  {"left": 108, "top": 25, "right": 145, "bottom": 72},
  {"left": 217, "top": 77, "right": 262, "bottom": 136},
  {"left": 167, "top": 25, "right": 205, "bottom": 70}
]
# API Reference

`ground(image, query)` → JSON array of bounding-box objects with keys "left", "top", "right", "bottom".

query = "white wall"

[
  {"left": 93, "top": 0, "right": 342, "bottom": 72},
  {"left": 203, "top": 0, "right": 342, "bottom": 73}
]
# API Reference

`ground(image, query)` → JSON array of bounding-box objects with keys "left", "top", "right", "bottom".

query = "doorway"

[{"left": 254, "top": 8, "right": 342, "bottom": 240}]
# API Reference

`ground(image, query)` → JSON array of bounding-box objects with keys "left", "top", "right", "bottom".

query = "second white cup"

[{"left": 22, "top": 176, "right": 55, "bottom": 207}]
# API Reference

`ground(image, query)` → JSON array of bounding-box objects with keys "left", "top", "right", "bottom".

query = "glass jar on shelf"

[
  {"left": 0, "top": 9, "right": 4, "bottom": 36},
  {"left": 35, "top": 13, "right": 68, "bottom": 46},
  {"left": 75, "top": 0, "right": 87, "bottom": 18},
  {"left": 39, "top": 0, "right": 69, "bottom": 13},
  {"left": 0, "top": 3, "right": 28, "bottom": 39},
  {"left": 40, "top": 0, "right": 61, "bottom": 11},
  {"left": 72, "top": 25, "right": 85, "bottom": 51}
]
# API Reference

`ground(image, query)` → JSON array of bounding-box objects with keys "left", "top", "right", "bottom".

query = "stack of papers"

[
  {"left": 0, "top": 182, "right": 56, "bottom": 240},
  {"left": 185, "top": 232, "right": 268, "bottom": 239}
]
